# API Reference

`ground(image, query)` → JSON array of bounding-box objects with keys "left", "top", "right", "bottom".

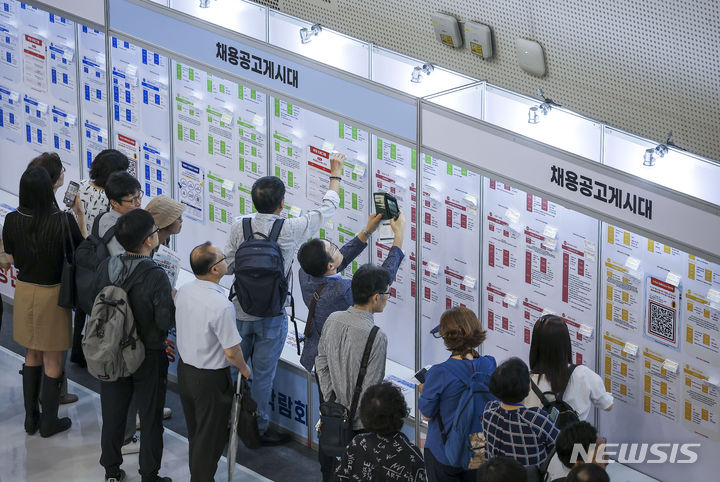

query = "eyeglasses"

[
  {"left": 210, "top": 255, "right": 227, "bottom": 270},
  {"left": 61, "top": 165, "right": 66, "bottom": 173},
  {"left": 120, "top": 192, "right": 143, "bottom": 205},
  {"left": 432, "top": 330, "right": 443, "bottom": 339},
  {"left": 326, "top": 240, "right": 339, "bottom": 257},
  {"left": 147, "top": 225, "right": 160, "bottom": 238},
  {"left": 378, "top": 289, "right": 391, "bottom": 297}
]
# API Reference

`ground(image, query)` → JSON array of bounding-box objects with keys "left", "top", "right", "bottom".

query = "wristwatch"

[{"left": 361, "top": 229, "right": 371, "bottom": 239}]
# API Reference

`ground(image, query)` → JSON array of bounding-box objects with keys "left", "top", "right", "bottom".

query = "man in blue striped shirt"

[{"left": 482, "top": 357, "right": 560, "bottom": 467}]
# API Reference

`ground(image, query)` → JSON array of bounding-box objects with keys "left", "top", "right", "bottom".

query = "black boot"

[
  {"left": 39, "top": 373, "right": 72, "bottom": 437},
  {"left": 20, "top": 365, "right": 42, "bottom": 435},
  {"left": 70, "top": 309, "right": 87, "bottom": 368}
]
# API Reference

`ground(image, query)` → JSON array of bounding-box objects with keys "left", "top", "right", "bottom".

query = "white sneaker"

[
  {"left": 135, "top": 407, "right": 172, "bottom": 430},
  {"left": 121, "top": 435, "right": 140, "bottom": 455}
]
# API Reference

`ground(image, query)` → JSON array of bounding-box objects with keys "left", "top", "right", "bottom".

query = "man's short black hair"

[
  {"left": 567, "top": 463, "right": 609, "bottom": 482},
  {"left": 27, "top": 152, "right": 63, "bottom": 184},
  {"left": 190, "top": 241, "right": 217, "bottom": 276},
  {"left": 476, "top": 457, "right": 527, "bottom": 482},
  {"left": 359, "top": 382, "right": 408, "bottom": 436},
  {"left": 556, "top": 421, "right": 598, "bottom": 468},
  {"left": 297, "top": 238, "right": 331, "bottom": 277},
  {"left": 115, "top": 209, "right": 155, "bottom": 253},
  {"left": 251, "top": 176, "right": 285, "bottom": 213},
  {"left": 351, "top": 264, "right": 392, "bottom": 305},
  {"left": 105, "top": 171, "right": 141, "bottom": 203},
  {"left": 489, "top": 357, "right": 530, "bottom": 404},
  {"left": 90, "top": 149, "right": 130, "bottom": 188}
]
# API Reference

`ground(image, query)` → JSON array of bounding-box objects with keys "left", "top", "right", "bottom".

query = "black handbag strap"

[
  {"left": 348, "top": 325, "right": 380, "bottom": 419},
  {"left": 60, "top": 211, "right": 76, "bottom": 262},
  {"left": 531, "top": 364, "right": 578, "bottom": 404},
  {"left": 304, "top": 282, "right": 328, "bottom": 338}
]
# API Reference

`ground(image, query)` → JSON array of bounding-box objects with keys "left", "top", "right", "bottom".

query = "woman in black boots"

[{"left": 2, "top": 162, "right": 84, "bottom": 437}]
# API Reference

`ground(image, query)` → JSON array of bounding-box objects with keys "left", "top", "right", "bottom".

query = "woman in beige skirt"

[{"left": 2, "top": 158, "right": 84, "bottom": 437}]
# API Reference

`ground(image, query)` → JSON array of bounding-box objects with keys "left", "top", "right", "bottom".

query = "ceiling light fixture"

[
  {"left": 299, "top": 24, "right": 322, "bottom": 44},
  {"left": 527, "top": 88, "right": 558, "bottom": 124},
  {"left": 411, "top": 63, "right": 434, "bottom": 83},
  {"left": 643, "top": 132, "right": 674, "bottom": 167}
]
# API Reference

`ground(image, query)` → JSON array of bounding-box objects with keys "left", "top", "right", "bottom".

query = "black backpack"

[
  {"left": 531, "top": 365, "right": 580, "bottom": 430},
  {"left": 230, "top": 218, "right": 288, "bottom": 317},
  {"left": 75, "top": 212, "right": 115, "bottom": 314}
]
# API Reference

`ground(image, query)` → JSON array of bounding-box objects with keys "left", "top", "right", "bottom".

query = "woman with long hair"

[
  {"left": 2, "top": 165, "right": 84, "bottom": 437},
  {"left": 419, "top": 307, "right": 497, "bottom": 481},
  {"left": 523, "top": 315, "right": 613, "bottom": 420}
]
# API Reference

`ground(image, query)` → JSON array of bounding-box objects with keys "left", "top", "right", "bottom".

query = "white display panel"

[
  {"left": 172, "top": 60, "right": 268, "bottom": 273},
  {"left": 372, "top": 135, "right": 416, "bottom": 369},
  {"left": 420, "top": 154, "right": 481, "bottom": 366},
  {"left": 268, "top": 10, "right": 370, "bottom": 78},
  {"left": 110, "top": 36, "right": 170, "bottom": 194},
  {"left": 482, "top": 177, "right": 599, "bottom": 367},
  {"left": 169, "top": 0, "right": 266, "bottom": 41},
  {"left": 603, "top": 127, "right": 720, "bottom": 206},
  {"left": 371, "top": 46, "right": 476, "bottom": 98},
  {"left": 425, "top": 83, "right": 484, "bottom": 119},
  {"left": 485, "top": 85, "right": 602, "bottom": 162},
  {"left": 78, "top": 24, "right": 108, "bottom": 174},
  {"left": 270, "top": 96, "right": 370, "bottom": 323},
  {"left": 599, "top": 223, "right": 720, "bottom": 480},
  {"left": 0, "top": 2, "right": 80, "bottom": 199}
]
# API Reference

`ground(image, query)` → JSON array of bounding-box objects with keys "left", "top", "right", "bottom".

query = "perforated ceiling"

[{"left": 274, "top": 0, "right": 720, "bottom": 161}]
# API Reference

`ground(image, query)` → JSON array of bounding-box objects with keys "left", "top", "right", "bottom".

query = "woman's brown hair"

[{"left": 439, "top": 306, "right": 487, "bottom": 354}]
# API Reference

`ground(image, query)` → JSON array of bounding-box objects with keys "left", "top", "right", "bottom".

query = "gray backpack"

[{"left": 82, "top": 265, "right": 150, "bottom": 381}]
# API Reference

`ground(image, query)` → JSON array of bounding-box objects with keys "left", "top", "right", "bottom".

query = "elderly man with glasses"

[{"left": 175, "top": 241, "right": 251, "bottom": 481}]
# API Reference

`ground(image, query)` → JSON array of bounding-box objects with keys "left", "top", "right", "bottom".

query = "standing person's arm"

[
  {"left": 295, "top": 154, "right": 345, "bottom": 240},
  {"left": 315, "top": 319, "right": 334, "bottom": 399},
  {"left": 151, "top": 269, "right": 176, "bottom": 330},
  {"left": 71, "top": 194, "right": 88, "bottom": 238},
  {"left": 418, "top": 366, "right": 443, "bottom": 420},
  {"left": 335, "top": 214, "right": 383, "bottom": 274},
  {"left": 0, "top": 223, "right": 10, "bottom": 270},
  {"left": 223, "top": 221, "right": 243, "bottom": 276},
  {"left": 212, "top": 303, "right": 252, "bottom": 378},
  {"left": 381, "top": 212, "right": 407, "bottom": 281}
]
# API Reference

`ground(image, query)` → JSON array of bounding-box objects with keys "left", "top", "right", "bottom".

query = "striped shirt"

[{"left": 481, "top": 400, "right": 560, "bottom": 467}]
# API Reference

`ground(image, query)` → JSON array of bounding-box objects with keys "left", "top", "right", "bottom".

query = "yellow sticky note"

[
  {"left": 605, "top": 356, "right": 612, "bottom": 374},
  {"left": 706, "top": 269, "right": 713, "bottom": 282},
  {"left": 702, "top": 408, "right": 709, "bottom": 421},
  {"left": 606, "top": 343, "right": 611, "bottom": 351},
  {"left": 661, "top": 367, "right": 667, "bottom": 376},
  {"left": 608, "top": 226, "right": 615, "bottom": 243},
  {"left": 686, "top": 377, "right": 692, "bottom": 387},
  {"left": 622, "top": 291, "right": 629, "bottom": 303},
  {"left": 689, "top": 263, "right": 696, "bottom": 279},
  {"left": 644, "top": 375, "right": 651, "bottom": 392},
  {"left": 645, "top": 360, "right": 651, "bottom": 369},
  {"left": 645, "top": 396, "right": 652, "bottom": 413},
  {"left": 621, "top": 309, "right": 628, "bottom": 322},
  {"left": 660, "top": 381, "right": 667, "bottom": 395},
  {"left": 607, "top": 286, "right": 613, "bottom": 300},
  {"left": 686, "top": 326, "right": 693, "bottom": 343},
  {"left": 604, "top": 378, "right": 612, "bottom": 392},
  {"left": 620, "top": 384, "right": 627, "bottom": 396},
  {"left": 689, "top": 254, "right": 696, "bottom": 260},
  {"left": 704, "top": 309, "right": 710, "bottom": 319},
  {"left": 703, "top": 384, "right": 709, "bottom": 394},
  {"left": 624, "top": 232, "right": 631, "bottom": 246},
  {"left": 688, "top": 302, "right": 694, "bottom": 312},
  {"left": 685, "top": 401, "right": 692, "bottom": 420},
  {"left": 622, "top": 277, "right": 628, "bottom": 284},
  {"left": 664, "top": 244, "right": 671, "bottom": 254},
  {"left": 703, "top": 334, "right": 711, "bottom": 346},
  {"left": 648, "top": 239, "right": 654, "bottom": 252},
  {"left": 621, "top": 363, "right": 627, "bottom": 376},
  {"left": 660, "top": 402, "right": 667, "bottom": 414},
  {"left": 606, "top": 304, "right": 613, "bottom": 321}
]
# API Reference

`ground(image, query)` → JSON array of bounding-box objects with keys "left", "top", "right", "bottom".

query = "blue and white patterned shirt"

[{"left": 481, "top": 400, "right": 560, "bottom": 467}]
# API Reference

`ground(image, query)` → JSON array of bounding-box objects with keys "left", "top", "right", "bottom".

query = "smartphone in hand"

[{"left": 63, "top": 181, "right": 80, "bottom": 208}]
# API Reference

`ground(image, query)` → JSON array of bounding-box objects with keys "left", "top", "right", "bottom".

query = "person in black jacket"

[{"left": 91, "top": 209, "right": 175, "bottom": 482}]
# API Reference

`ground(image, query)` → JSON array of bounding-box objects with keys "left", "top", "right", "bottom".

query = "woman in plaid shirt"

[{"left": 482, "top": 357, "right": 560, "bottom": 467}]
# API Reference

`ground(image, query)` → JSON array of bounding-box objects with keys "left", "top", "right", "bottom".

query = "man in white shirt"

[
  {"left": 175, "top": 242, "right": 251, "bottom": 481},
  {"left": 224, "top": 154, "right": 344, "bottom": 444}
]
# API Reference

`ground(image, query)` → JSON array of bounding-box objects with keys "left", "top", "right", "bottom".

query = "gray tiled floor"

[{"left": 0, "top": 345, "right": 269, "bottom": 481}]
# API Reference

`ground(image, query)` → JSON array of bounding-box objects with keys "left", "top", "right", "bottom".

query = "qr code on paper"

[{"left": 648, "top": 301, "right": 676, "bottom": 343}]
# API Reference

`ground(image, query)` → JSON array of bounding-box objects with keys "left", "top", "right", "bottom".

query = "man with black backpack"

[
  {"left": 224, "top": 153, "right": 344, "bottom": 445},
  {"left": 90, "top": 209, "right": 175, "bottom": 482}
]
